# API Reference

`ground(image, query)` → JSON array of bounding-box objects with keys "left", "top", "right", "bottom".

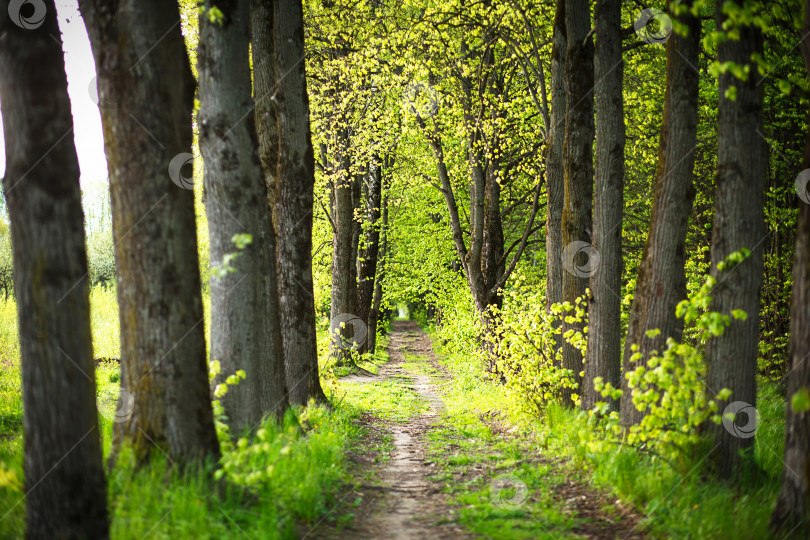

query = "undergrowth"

[
  {"left": 425, "top": 285, "right": 788, "bottom": 540},
  {"left": 0, "top": 288, "right": 382, "bottom": 539}
]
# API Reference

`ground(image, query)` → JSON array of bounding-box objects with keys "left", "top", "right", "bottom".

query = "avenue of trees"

[{"left": 2, "top": 0, "right": 810, "bottom": 536}]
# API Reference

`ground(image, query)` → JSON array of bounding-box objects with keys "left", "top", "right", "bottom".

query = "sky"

[{"left": 0, "top": 1, "right": 108, "bottom": 195}]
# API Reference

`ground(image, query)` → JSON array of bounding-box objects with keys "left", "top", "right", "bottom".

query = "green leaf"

[
  {"left": 731, "top": 309, "right": 748, "bottom": 321},
  {"left": 791, "top": 387, "right": 810, "bottom": 413}
]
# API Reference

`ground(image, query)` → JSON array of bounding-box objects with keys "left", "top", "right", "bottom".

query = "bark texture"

[
  {"left": 621, "top": 0, "right": 701, "bottom": 426},
  {"left": 368, "top": 176, "right": 390, "bottom": 356},
  {"left": 583, "top": 0, "right": 624, "bottom": 413},
  {"left": 560, "top": 0, "right": 594, "bottom": 405},
  {"left": 250, "top": 0, "right": 280, "bottom": 217},
  {"left": 199, "top": 0, "right": 288, "bottom": 433},
  {"left": 0, "top": 4, "right": 109, "bottom": 536},
  {"left": 357, "top": 161, "right": 383, "bottom": 354},
  {"left": 545, "top": 0, "right": 566, "bottom": 357},
  {"left": 770, "top": 1, "right": 810, "bottom": 532},
  {"left": 79, "top": 0, "right": 220, "bottom": 461},
  {"left": 274, "top": 0, "right": 328, "bottom": 405},
  {"left": 704, "top": 0, "right": 766, "bottom": 477},
  {"left": 328, "top": 135, "right": 361, "bottom": 364}
]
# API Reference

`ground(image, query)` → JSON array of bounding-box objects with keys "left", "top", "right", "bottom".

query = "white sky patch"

[{"left": 0, "top": 1, "right": 108, "bottom": 192}]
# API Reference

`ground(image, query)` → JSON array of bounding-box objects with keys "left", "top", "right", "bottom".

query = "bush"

[
  {"left": 487, "top": 270, "right": 583, "bottom": 411},
  {"left": 87, "top": 227, "right": 116, "bottom": 291},
  {"left": 0, "top": 220, "right": 13, "bottom": 300}
]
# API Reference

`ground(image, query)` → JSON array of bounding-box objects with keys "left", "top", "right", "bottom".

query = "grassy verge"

[
  {"left": 0, "top": 290, "right": 389, "bottom": 539},
  {"left": 397, "top": 350, "right": 600, "bottom": 538},
  {"left": 423, "top": 322, "right": 786, "bottom": 540}
]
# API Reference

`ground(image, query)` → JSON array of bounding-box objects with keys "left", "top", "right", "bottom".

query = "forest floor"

[{"left": 310, "top": 320, "right": 646, "bottom": 539}]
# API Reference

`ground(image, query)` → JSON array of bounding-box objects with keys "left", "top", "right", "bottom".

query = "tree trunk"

[
  {"left": 274, "top": 0, "right": 328, "bottom": 405},
  {"left": 250, "top": 0, "right": 279, "bottom": 220},
  {"left": 0, "top": 5, "right": 109, "bottom": 536},
  {"left": 368, "top": 177, "right": 390, "bottom": 355},
  {"left": 545, "top": 0, "right": 566, "bottom": 360},
  {"left": 199, "top": 0, "right": 288, "bottom": 433},
  {"left": 769, "top": 2, "right": 810, "bottom": 532},
  {"left": 621, "top": 0, "right": 701, "bottom": 426},
  {"left": 329, "top": 134, "right": 361, "bottom": 364},
  {"left": 583, "top": 0, "right": 624, "bottom": 413},
  {"left": 357, "top": 161, "right": 383, "bottom": 354},
  {"left": 704, "top": 0, "right": 766, "bottom": 478},
  {"left": 560, "top": 0, "right": 594, "bottom": 406},
  {"left": 79, "top": 0, "right": 220, "bottom": 462}
]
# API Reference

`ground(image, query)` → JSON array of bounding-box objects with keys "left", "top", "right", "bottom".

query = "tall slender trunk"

[
  {"left": 79, "top": 0, "right": 220, "bottom": 462},
  {"left": 560, "top": 0, "right": 594, "bottom": 406},
  {"left": 250, "top": 0, "right": 279, "bottom": 220},
  {"left": 621, "top": 0, "right": 701, "bottom": 426},
  {"left": 274, "top": 0, "right": 328, "bottom": 405},
  {"left": 545, "top": 0, "right": 566, "bottom": 360},
  {"left": 199, "top": 0, "right": 287, "bottom": 433},
  {"left": 0, "top": 4, "right": 109, "bottom": 536},
  {"left": 329, "top": 132, "right": 361, "bottom": 364},
  {"left": 368, "top": 174, "right": 390, "bottom": 355},
  {"left": 583, "top": 0, "right": 624, "bottom": 413},
  {"left": 770, "top": 2, "right": 810, "bottom": 533},
  {"left": 704, "top": 0, "right": 766, "bottom": 477},
  {"left": 357, "top": 161, "right": 383, "bottom": 354}
]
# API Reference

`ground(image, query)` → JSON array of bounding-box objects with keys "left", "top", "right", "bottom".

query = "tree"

[
  {"left": 560, "top": 0, "right": 594, "bottom": 406},
  {"left": 704, "top": 0, "right": 766, "bottom": 477},
  {"left": 79, "top": 0, "right": 220, "bottom": 461},
  {"left": 621, "top": 0, "right": 701, "bottom": 426},
  {"left": 274, "top": 0, "right": 328, "bottom": 405},
  {"left": 0, "top": 2, "right": 108, "bottom": 536},
  {"left": 199, "top": 0, "right": 288, "bottom": 433},
  {"left": 250, "top": 0, "right": 280, "bottom": 217},
  {"left": 545, "top": 0, "right": 566, "bottom": 359},
  {"left": 583, "top": 0, "right": 624, "bottom": 413},
  {"left": 409, "top": 1, "right": 543, "bottom": 346},
  {"left": 328, "top": 129, "right": 362, "bottom": 365},
  {"left": 368, "top": 167, "right": 391, "bottom": 355},
  {"left": 356, "top": 160, "right": 384, "bottom": 355},
  {"left": 770, "top": 1, "right": 810, "bottom": 531}
]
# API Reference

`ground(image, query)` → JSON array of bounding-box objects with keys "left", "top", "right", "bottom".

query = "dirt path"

[
  {"left": 315, "top": 320, "right": 464, "bottom": 539},
  {"left": 311, "top": 320, "right": 646, "bottom": 540}
]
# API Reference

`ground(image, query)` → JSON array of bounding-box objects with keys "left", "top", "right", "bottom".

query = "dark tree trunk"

[
  {"left": 545, "top": 0, "right": 566, "bottom": 359},
  {"left": 79, "top": 0, "right": 220, "bottom": 462},
  {"left": 274, "top": 0, "right": 328, "bottom": 405},
  {"left": 357, "top": 161, "right": 383, "bottom": 354},
  {"left": 560, "top": 0, "right": 594, "bottom": 406},
  {"left": 770, "top": 2, "right": 810, "bottom": 533},
  {"left": 199, "top": 0, "right": 288, "bottom": 433},
  {"left": 0, "top": 4, "right": 109, "bottom": 537},
  {"left": 329, "top": 134, "right": 361, "bottom": 364},
  {"left": 583, "top": 0, "right": 624, "bottom": 413},
  {"left": 368, "top": 176, "right": 390, "bottom": 355},
  {"left": 250, "top": 0, "right": 279, "bottom": 219},
  {"left": 621, "top": 0, "right": 701, "bottom": 426},
  {"left": 704, "top": 0, "right": 766, "bottom": 478}
]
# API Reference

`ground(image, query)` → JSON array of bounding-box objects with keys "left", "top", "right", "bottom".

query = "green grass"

[
  {"left": 425, "top": 323, "right": 789, "bottom": 540},
  {"left": 399, "top": 338, "right": 586, "bottom": 538},
  {"left": 337, "top": 376, "right": 429, "bottom": 421},
  {"left": 0, "top": 293, "right": 791, "bottom": 539},
  {"left": 0, "top": 288, "right": 378, "bottom": 538},
  {"left": 102, "top": 406, "right": 361, "bottom": 539}
]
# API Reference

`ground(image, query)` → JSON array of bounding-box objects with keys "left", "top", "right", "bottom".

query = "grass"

[
  {"left": 336, "top": 375, "right": 429, "bottom": 421},
  {"left": 103, "top": 406, "right": 361, "bottom": 539},
  {"left": 0, "top": 289, "right": 793, "bottom": 539},
  {"left": 0, "top": 288, "right": 384, "bottom": 539},
  {"left": 397, "top": 342, "right": 586, "bottom": 538},
  {"left": 424, "top": 322, "right": 789, "bottom": 540}
]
